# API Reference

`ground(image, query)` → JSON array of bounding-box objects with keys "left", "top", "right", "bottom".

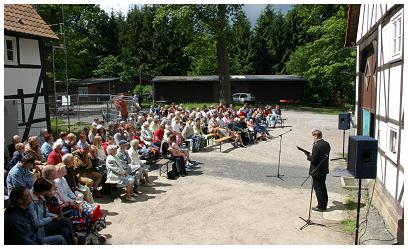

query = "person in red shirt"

[
  {"left": 47, "top": 140, "right": 65, "bottom": 165},
  {"left": 153, "top": 124, "right": 165, "bottom": 147}
]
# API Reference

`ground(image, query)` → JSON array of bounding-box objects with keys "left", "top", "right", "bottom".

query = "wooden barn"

[
  {"left": 4, "top": 4, "right": 59, "bottom": 141},
  {"left": 345, "top": 4, "right": 405, "bottom": 243},
  {"left": 151, "top": 75, "right": 306, "bottom": 103}
]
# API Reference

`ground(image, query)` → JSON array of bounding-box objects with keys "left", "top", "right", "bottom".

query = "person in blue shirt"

[
  {"left": 8, "top": 142, "right": 25, "bottom": 170},
  {"left": 40, "top": 133, "right": 53, "bottom": 160},
  {"left": 4, "top": 186, "right": 66, "bottom": 245},
  {"left": 6, "top": 154, "right": 37, "bottom": 195}
]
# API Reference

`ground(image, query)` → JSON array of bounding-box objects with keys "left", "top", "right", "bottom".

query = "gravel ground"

[{"left": 92, "top": 109, "right": 395, "bottom": 245}]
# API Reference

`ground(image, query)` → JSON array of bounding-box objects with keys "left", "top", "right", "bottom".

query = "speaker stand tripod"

[
  {"left": 331, "top": 130, "right": 347, "bottom": 161},
  {"left": 299, "top": 178, "right": 326, "bottom": 230},
  {"left": 267, "top": 129, "right": 292, "bottom": 181}
]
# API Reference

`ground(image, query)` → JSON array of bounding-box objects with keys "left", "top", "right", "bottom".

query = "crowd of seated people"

[{"left": 3, "top": 101, "right": 282, "bottom": 244}]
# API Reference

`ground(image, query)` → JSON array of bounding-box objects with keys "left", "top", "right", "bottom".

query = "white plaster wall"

[
  {"left": 4, "top": 68, "right": 42, "bottom": 95},
  {"left": 354, "top": 45, "right": 360, "bottom": 136},
  {"left": 384, "top": 161, "right": 397, "bottom": 199},
  {"left": 18, "top": 96, "right": 46, "bottom": 123},
  {"left": 17, "top": 121, "right": 47, "bottom": 138},
  {"left": 376, "top": 68, "right": 389, "bottom": 118},
  {"left": 357, "top": 4, "right": 391, "bottom": 43},
  {"left": 396, "top": 169, "right": 404, "bottom": 205},
  {"left": 19, "top": 38, "right": 41, "bottom": 65},
  {"left": 381, "top": 9, "right": 404, "bottom": 63},
  {"left": 377, "top": 153, "right": 386, "bottom": 183},
  {"left": 377, "top": 120, "right": 388, "bottom": 151},
  {"left": 401, "top": 53, "right": 407, "bottom": 170},
  {"left": 388, "top": 65, "right": 402, "bottom": 121}
]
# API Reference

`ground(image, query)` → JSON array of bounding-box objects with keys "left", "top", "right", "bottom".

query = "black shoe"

[{"left": 312, "top": 206, "right": 327, "bottom": 212}]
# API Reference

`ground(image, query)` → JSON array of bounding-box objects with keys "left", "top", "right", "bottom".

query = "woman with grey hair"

[
  {"left": 106, "top": 145, "right": 136, "bottom": 201},
  {"left": 128, "top": 139, "right": 153, "bottom": 186},
  {"left": 60, "top": 154, "right": 94, "bottom": 204},
  {"left": 47, "top": 140, "right": 65, "bottom": 165}
]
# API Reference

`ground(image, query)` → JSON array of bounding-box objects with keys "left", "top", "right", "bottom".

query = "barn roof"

[
  {"left": 4, "top": 4, "right": 59, "bottom": 40},
  {"left": 70, "top": 77, "right": 121, "bottom": 87},
  {"left": 344, "top": 4, "right": 361, "bottom": 47},
  {"left": 152, "top": 75, "right": 306, "bottom": 83}
]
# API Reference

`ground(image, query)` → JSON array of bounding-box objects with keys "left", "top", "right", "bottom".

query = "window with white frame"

[
  {"left": 389, "top": 128, "right": 398, "bottom": 154},
  {"left": 392, "top": 14, "right": 402, "bottom": 57},
  {"left": 4, "top": 36, "right": 18, "bottom": 65}
]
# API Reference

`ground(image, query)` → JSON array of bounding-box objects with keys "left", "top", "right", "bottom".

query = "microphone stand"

[
  {"left": 269, "top": 129, "right": 292, "bottom": 181},
  {"left": 299, "top": 154, "right": 329, "bottom": 230}
]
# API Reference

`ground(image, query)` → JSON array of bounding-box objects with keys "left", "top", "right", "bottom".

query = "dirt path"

[{"left": 97, "top": 110, "right": 355, "bottom": 244}]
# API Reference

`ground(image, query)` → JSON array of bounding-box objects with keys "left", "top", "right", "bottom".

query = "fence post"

[
  {"left": 77, "top": 94, "right": 80, "bottom": 123},
  {"left": 106, "top": 101, "right": 110, "bottom": 122}
]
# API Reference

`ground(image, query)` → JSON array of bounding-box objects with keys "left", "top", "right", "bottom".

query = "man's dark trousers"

[{"left": 312, "top": 175, "right": 328, "bottom": 209}]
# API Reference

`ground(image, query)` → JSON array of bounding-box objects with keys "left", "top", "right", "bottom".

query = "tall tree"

[
  {"left": 36, "top": 4, "right": 118, "bottom": 79},
  {"left": 228, "top": 12, "right": 254, "bottom": 75},
  {"left": 156, "top": 4, "right": 242, "bottom": 104},
  {"left": 251, "top": 5, "right": 275, "bottom": 74},
  {"left": 285, "top": 6, "right": 356, "bottom": 104}
]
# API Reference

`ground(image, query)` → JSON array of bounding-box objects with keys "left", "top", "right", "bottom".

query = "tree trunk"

[{"left": 217, "top": 5, "right": 232, "bottom": 105}]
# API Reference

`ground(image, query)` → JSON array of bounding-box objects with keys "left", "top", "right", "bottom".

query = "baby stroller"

[{"left": 70, "top": 202, "right": 107, "bottom": 244}]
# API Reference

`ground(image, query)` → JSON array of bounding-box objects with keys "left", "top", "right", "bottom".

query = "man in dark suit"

[{"left": 304, "top": 130, "right": 331, "bottom": 212}]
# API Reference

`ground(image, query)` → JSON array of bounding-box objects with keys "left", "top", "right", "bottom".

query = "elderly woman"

[
  {"left": 47, "top": 140, "right": 65, "bottom": 165},
  {"left": 60, "top": 154, "right": 94, "bottom": 204},
  {"left": 105, "top": 144, "right": 136, "bottom": 202},
  {"left": 169, "top": 135, "right": 193, "bottom": 168},
  {"left": 128, "top": 139, "right": 153, "bottom": 186},
  {"left": 141, "top": 121, "right": 155, "bottom": 147}
]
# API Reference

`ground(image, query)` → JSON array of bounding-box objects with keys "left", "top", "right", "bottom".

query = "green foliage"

[
  {"left": 133, "top": 84, "right": 152, "bottom": 96},
  {"left": 36, "top": 4, "right": 119, "bottom": 80},
  {"left": 341, "top": 218, "right": 356, "bottom": 234},
  {"left": 92, "top": 55, "right": 123, "bottom": 78},
  {"left": 228, "top": 13, "right": 254, "bottom": 74},
  {"left": 285, "top": 6, "right": 356, "bottom": 105},
  {"left": 184, "top": 34, "right": 218, "bottom": 75},
  {"left": 36, "top": 4, "right": 356, "bottom": 107}
]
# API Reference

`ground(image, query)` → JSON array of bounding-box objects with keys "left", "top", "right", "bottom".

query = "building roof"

[
  {"left": 152, "top": 75, "right": 306, "bottom": 83},
  {"left": 344, "top": 4, "right": 360, "bottom": 47},
  {"left": 70, "top": 77, "right": 121, "bottom": 87},
  {"left": 4, "top": 4, "right": 59, "bottom": 40}
]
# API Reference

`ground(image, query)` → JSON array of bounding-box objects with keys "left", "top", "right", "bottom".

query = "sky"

[{"left": 99, "top": 3, "right": 293, "bottom": 27}]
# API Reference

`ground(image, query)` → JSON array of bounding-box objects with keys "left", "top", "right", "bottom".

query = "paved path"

[{"left": 96, "top": 110, "right": 356, "bottom": 244}]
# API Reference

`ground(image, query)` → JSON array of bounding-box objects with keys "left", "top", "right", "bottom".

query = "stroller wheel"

[
  {"left": 98, "top": 235, "right": 107, "bottom": 244},
  {"left": 77, "top": 236, "right": 86, "bottom": 245}
]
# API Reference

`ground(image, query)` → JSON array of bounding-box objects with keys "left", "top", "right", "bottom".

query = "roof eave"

[{"left": 344, "top": 4, "right": 361, "bottom": 48}]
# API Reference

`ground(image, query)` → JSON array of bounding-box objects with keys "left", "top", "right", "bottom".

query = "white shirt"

[
  {"left": 128, "top": 147, "right": 141, "bottom": 171},
  {"left": 54, "top": 177, "right": 76, "bottom": 202},
  {"left": 97, "top": 146, "right": 107, "bottom": 161}
]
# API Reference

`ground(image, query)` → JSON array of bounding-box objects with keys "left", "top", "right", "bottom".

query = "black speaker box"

[
  {"left": 338, "top": 112, "right": 351, "bottom": 130},
  {"left": 347, "top": 136, "right": 378, "bottom": 179}
]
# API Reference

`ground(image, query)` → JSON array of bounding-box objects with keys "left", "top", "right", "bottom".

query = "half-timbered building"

[
  {"left": 345, "top": 4, "right": 405, "bottom": 243},
  {"left": 4, "top": 4, "right": 59, "bottom": 141}
]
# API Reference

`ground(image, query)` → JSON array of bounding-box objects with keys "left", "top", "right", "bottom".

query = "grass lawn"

[
  {"left": 285, "top": 104, "right": 352, "bottom": 115},
  {"left": 50, "top": 117, "right": 91, "bottom": 137}
]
